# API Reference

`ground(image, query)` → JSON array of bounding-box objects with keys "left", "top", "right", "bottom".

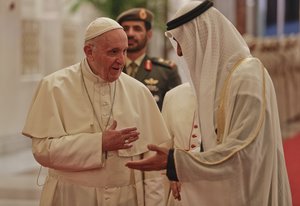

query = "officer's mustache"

[{"left": 128, "top": 37, "right": 138, "bottom": 42}]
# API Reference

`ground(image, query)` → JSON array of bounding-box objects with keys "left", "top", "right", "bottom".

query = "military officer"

[{"left": 117, "top": 8, "right": 182, "bottom": 110}]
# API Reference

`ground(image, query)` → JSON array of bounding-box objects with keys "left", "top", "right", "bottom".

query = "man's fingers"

[
  {"left": 125, "top": 160, "right": 153, "bottom": 171},
  {"left": 121, "top": 127, "right": 138, "bottom": 133},
  {"left": 125, "top": 145, "right": 168, "bottom": 171},
  {"left": 122, "top": 132, "right": 140, "bottom": 141},
  {"left": 123, "top": 143, "right": 133, "bottom": 149},
  {"left": 125, "top": 160, "right": 146, "bottom": 167},
  {"left": 147, "top": 144, "right": 168, "bottom": 154},
  {"left": 170, "top": 181, "right": 181, "bottom": 201},
  {"left": 147, "top": 144, "right": 160, "bottom": 151},
  {"left": 172, "top": 187, "right": 181, "bottom": 201},
  {"left": 108, "top": 120, "right": 117, "bottom": 130},
  {"left": 178, "top": 183, "right": 181, "bottom": 193}
]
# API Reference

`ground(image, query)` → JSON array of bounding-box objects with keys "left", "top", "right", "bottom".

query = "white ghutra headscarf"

[{"left": 165, "top": 1, "right": 251, "bottom": 150}]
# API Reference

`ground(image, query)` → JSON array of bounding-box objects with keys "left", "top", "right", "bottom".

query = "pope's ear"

[{"left": 83, "top": 44, "right": 93, "bottom": 59}]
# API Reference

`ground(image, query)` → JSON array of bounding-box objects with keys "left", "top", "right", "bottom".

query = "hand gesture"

[
  {"left": 102, "top": 120, "right": 139, "bottom": 152},
  {"left": 125, "top": 144, "right": 168, "bottom": 171},
  {"left": 170, "top": 181, "right": 181, "bottom": 201}
]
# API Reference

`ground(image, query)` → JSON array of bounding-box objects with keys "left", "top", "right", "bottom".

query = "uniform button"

[
  {"left": 192, "top": 134, "right": 197, "bottom": 138},
  {"left": 191, "top": 144, "right": 196, "bottom": 148},
  {"left": 194, "top": 124, "right": 198, "bottom": 128}
]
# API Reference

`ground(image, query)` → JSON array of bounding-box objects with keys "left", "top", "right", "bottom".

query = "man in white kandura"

[{"left": 126, "top": 1, "right": 293, "bottom": 205}]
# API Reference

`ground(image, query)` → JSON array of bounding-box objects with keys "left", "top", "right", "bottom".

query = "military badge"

[
  {"left": 145, "top": 78, "right": 159, "bottom": 85},
  {"left": 139, "top": 9, "right": 147, "bottom": 20},
  {"left": 144, "top": 59, "right": 152, "bottom": 71},
  {"left": 145, "top": 78, "right": 159, "bottom": 92}
]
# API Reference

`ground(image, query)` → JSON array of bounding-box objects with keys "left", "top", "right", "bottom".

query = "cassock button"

[
  {"left": 191, "top": 144, "right": 196, "bottom": 148},
  {"left": 194, "top": 124, "right": 198, "bottom": 128},
  {"left": 192, "top": 134, "right": 197, "bottom": 138}
]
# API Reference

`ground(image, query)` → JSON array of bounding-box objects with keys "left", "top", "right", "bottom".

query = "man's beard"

[{"left": 127, "top": 37, "right": 148, "bottom": 53}]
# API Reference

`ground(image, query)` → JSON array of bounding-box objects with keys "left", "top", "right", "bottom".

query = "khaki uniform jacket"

[{"left": 124, "top": 55, "right": 182, "bottom": 110}]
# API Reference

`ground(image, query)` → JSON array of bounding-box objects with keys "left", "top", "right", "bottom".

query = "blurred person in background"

[
  {"left": 117, "top": 8, "right": 182, "bottom": 110},
  {"left": 161, "top": 82, "right": 199, "bottom": 205}
]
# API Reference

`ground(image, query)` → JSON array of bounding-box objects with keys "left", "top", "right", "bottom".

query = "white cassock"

[{"left": 22, "top": 59, "right": 171, "bottom": 206}]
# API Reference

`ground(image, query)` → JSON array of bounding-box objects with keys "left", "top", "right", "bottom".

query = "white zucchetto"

[{"left": 84, "top": 17, "right": 123, "bottom": 41}]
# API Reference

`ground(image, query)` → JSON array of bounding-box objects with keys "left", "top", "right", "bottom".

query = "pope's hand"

[
  {"left": 125, "top": 144, "right": 168, "bottom": 171},
  {"left": 102, "top": 120, "right": 139, "bottom": 151}
]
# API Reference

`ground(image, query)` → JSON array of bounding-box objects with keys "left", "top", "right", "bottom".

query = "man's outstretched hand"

[{"left": 125, "top": 144, "right": 169, "bottom": 171}]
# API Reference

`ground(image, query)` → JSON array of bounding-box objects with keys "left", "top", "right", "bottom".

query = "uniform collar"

[{"left": 126, "top": 54, "right": 146, "bottom": 68}]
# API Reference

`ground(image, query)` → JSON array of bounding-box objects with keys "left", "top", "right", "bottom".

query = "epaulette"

[{"left": 150, "top": 57, "right": 177, "bottom": 69}]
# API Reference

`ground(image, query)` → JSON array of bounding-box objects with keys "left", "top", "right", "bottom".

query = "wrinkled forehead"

[
  {"left": 92, "top": 28, "right": 127, "bottom": 49},
  {"left": 99, "top": 28, "right": 127, "bottom": 41}
]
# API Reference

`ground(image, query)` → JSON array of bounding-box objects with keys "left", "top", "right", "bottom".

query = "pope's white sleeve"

[{"left": 32, "top": 132, "right": 104, "bottom": 171}]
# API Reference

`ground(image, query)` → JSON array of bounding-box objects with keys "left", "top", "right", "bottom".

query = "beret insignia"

[{"left": 139, "top": 9, "right": 147, "bottom": 20}]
